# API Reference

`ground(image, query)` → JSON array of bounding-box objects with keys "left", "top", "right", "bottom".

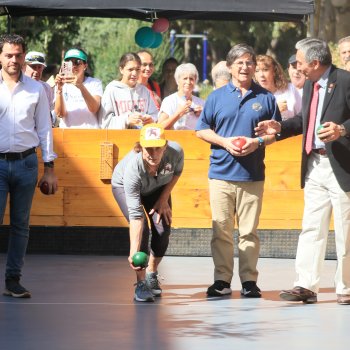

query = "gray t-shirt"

[{"left": 112, "top": 141, "right": 184, "bottom": 219}]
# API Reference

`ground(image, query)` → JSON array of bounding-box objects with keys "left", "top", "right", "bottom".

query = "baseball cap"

[
  {"left": 140, "top": 123, "right": 167, "bottom": 147},
  {"left": 288, "top": 54, "right": 297, "bottom": 65},
  {"left": 64, "top": 48, "right": 88, "bottom": 62},
  {"left": 25, "top": 51, "right": 47, "bottom": 67}
]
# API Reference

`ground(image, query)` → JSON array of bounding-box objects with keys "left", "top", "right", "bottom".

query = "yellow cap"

[{"left": 140, "top": 123, "right": 166, "bottom": 147}]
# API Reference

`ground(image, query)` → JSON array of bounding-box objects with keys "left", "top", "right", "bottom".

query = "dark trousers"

[{"left": 112, "top": 186, "right": 171, "bottom": 257}]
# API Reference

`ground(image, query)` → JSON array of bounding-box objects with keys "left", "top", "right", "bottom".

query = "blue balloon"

[
  {"left": 149, "top": 32, "right": 163, "bottom": 49},
  {"left": 135, "top": 27, "right": 155, "bottom": 48}
]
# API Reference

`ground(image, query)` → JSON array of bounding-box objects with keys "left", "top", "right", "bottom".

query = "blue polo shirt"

[{"left": 196, "top": 81, "right": 281, "bottom": 181}]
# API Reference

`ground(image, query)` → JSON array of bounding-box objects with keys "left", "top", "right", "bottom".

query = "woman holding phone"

[
  {"left": 158, "top": 63, "right": 205, "bottom": 130},
  {"left": 99, "top": 52, "right": 158, "bottom": 129},
  {"left": 54, "top": 47, "right": 103, "bottom": 128}
]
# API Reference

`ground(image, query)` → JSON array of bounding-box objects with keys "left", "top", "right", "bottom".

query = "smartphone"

[
  {"left": 182, "top": 96, "right": 194, "bottom": 112},
  {"left": 60, "top": 61, "right": 73, "bottom": 76}
]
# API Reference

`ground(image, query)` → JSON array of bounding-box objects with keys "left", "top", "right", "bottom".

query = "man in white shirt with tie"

[
  {"left": 255, "top": 38, "right": 350, "bottom": 305},
  {"left": 0, "top": 34, "right": 58, "bottom": 298}
]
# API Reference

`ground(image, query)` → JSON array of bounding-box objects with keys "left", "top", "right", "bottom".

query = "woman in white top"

[
  {"left": 158, "top": 63, "right": 205, "bottom": 130},
  {"left": 54, "top": 48, "right": 103, "bottom": 128},
  {"left": 99, "top": 52, "right": 158, "bottom": 129},
  {"left": 255, "top": 54, "right": 301, "bottom": 120}
]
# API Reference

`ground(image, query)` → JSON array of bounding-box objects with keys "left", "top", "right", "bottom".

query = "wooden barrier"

[{"left": 2, "top": 129, "right": 334, "bottom": 230}]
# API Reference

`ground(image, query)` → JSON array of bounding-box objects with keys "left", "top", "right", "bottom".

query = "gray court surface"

[{"left": 0, "top": 254, "right": 348, "bottom": 350}]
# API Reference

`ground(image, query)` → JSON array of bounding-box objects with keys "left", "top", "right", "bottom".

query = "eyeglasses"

[
  {"left": 65, "top": 59, "right": 85, "bottom": 66},
  {"left": 233, "top": 60, "right": 255, "bottom": 68}
]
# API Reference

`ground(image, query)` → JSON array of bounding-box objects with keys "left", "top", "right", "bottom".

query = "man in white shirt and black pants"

[{"left": 0, "top": 34, "right": 58, "bottom": 298}]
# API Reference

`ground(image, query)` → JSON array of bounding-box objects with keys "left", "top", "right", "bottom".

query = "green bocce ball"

[
  {"left": 132, "top": 252, "right": 148, "bottom": 267},
  {"left": 317, "top": 124, "right": 324, "bottom": 133}
]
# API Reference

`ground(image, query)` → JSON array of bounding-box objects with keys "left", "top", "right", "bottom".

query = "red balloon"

[
  {"left": 232, "top": 138, "right": 246, "bottom": 151},
  {"left": 152, "top": 18, "right": 170, "bottom": 33}
]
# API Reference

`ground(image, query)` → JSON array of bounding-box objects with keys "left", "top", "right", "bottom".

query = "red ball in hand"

[
  {"left": 232, "top": 138, "right": 246, "bottom": 150},
  {"left": 40, "top": 181, "right": 50, "bottom": 195}
]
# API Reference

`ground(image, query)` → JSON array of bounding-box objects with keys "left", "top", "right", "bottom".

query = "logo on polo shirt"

[{"left": 252, "top": 102, "right": 262, "bottom": 111}]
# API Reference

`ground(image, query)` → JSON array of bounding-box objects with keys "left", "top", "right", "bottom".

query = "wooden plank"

[
  {"left": 265, "top": 160, "right": 301, "bottom": 190},
  {"left": 64, "top": 187, "right": 119, "bottom": 217},
  {"left": 265, "top": 135, "right": 303, "bottom": 161},
  {"left": 54, "top": 158, "right": 104, "bottom": 187},
  {"left": 2, "top": 130, "right": 319, "bottom": 231},
  {"left": 31, "top": 188, "right": 64, "bottom": 215}
]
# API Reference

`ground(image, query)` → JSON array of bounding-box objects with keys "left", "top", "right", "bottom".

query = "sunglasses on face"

[{"left": 65, "top": 59, "right": 85, "bottom": 66}]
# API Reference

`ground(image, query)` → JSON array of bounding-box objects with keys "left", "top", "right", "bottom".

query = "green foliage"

[
  {"left": 0, "top": 16, "right": 7, "bottom": 33},
  {"left": 198, "top": 81, "right": 214, "bottom": 100},
  {"left": 329, "top": 41, "right": 342, "bottom": 68},
  {"left": 4, "top": 16, "right": 80, "bottom": 65}
]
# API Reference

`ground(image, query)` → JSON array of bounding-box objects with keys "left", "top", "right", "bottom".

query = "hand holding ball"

[
  {"left": 232, "top": 138, "right": 246, "bottom": 151},
  {"left": 317, "top": 125, "right": 324, "bottom": 133},
  {"left": 40, "top": 181, "right": 50, "bottom": 195},
  {"left": 317, "top": 124, "right": 326, "bottom": 140},
  {"left": 132, "top": 252, "right": 148, "bottom": 268}
]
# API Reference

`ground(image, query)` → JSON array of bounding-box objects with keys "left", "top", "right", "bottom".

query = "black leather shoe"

[
  {"left": 279, "top": 286, "right": 317, "bottom": 304},
  {"left": 337, "top": 294, "right": 350, "bottom": 305}
]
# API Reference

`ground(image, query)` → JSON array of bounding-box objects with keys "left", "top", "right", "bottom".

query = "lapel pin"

[{"left": 327, "top": 83, "right": 335, "bottom": 93}]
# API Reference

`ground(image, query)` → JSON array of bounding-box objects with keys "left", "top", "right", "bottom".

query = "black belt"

[
  {"left": 312, "top": 148, "right": 327, "bottom": 156},
  {"left": 0, "top": 147, "right": 36, "bottom": 160}
]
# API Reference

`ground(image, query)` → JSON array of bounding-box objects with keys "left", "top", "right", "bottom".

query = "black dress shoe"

[
  {"left": 337, "top": 294, "right": 350, "bottom": 305},
  {"left": 279, "top": 286, "right": 317, "bottom": 304}
]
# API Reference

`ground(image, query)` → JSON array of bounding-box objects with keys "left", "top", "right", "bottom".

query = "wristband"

[{"left": 257, "top": 137, "right": 265, "bottom": 147}]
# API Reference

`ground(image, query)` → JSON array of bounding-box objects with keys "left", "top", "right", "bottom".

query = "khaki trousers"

[{"left": 209, "top": 179, "right": 264, "bottom": 284}]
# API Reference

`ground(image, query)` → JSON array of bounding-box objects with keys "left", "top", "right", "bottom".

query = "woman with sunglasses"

[
  {"left": 99, "top": 52, "right": 158, "bottom": 129},
  {"left": 54, "top": 47, "right": 103, "bottom": 128}
]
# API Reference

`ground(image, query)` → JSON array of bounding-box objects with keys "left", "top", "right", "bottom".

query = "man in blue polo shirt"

[{"left": 196, "top": 43, "right": 281, "bottom": 298}]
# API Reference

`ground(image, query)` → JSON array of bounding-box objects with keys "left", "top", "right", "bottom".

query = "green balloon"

[
  {"left": 135, "top": 27, "right": 155, "bottom": 48},
  {"left": 149, "top": 32, "right": 162, "bottom": 49},
  {"left": 132, "top": 251, "right": 148, "bottom": 267}
]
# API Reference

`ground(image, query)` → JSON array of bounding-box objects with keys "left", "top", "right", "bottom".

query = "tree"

[
  {"left": 1, "top": 16, "right": 80, "bottom": 65},
  {"left": 314, "top": 0, "right": 350, "bottom": 42}
]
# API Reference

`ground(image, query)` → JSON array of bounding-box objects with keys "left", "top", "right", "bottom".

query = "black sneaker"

[
  {"left": 207, "top": 280, "right": 232, "bottom": 297},
  {"left": 3, "top": 277, "right": 31, "bottom": 298},
  {"left": 241, "top": 281, "right": 261, "bottom": 298}
]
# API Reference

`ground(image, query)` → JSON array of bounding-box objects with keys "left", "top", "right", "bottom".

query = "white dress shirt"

[{"left": 0, "top": 71, "right": 56, "bottom": 162}]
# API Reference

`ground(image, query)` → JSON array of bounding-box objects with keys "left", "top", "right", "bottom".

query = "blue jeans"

[{"left": 0, "top": 153, "right": 38, "bottom": 278}]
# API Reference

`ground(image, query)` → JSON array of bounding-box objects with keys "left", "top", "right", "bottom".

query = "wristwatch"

[
  {"left": 339, "top": 124, "right": 347, "bottom": 137},
  {"left": 44, "top": 161, "right": 54, "bottom": 168}
]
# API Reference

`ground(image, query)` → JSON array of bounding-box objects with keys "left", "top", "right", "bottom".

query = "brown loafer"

[
  {"left": 279, "top": 286, "right": 317, "bottom": 304},
  {"left": 337, "top": 294, "right": 350, "bottom": 305}
]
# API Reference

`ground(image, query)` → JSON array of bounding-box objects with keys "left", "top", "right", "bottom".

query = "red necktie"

[{"left": 305, "top": 82, "right": 321, "bottom": 154}]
